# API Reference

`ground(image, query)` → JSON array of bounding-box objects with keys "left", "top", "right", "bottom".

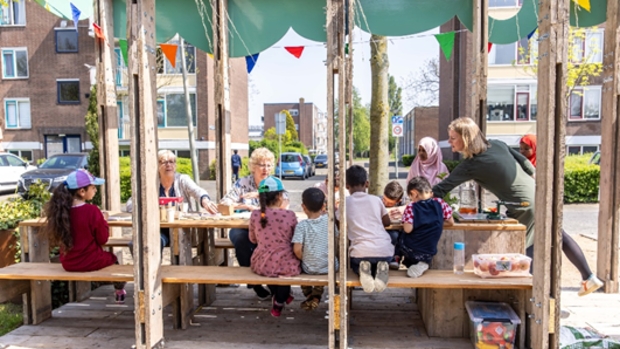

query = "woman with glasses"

[
  {"left": 220, "top": 147, "right": 290, "bottom": 300},
  {"left": 127, "top": 150, "right": 218, "bottom": 251}
]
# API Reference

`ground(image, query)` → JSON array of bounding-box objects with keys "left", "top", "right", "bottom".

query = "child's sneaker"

[
  {"left": 578, "top": 274, "right": 604, "bottom": 297},
  {"left": 407, "top": 262, "right": 429, "bottom": 278},
  {"left": 359, "top": 261, "right": 375, "bottom": 293},
  {"left": 271, "top": 297, "right": 284, "bottom": 317},
  {"left": 389, "top": 256, "right": 401, "bottom": 270},
  {"left": 374, "top": 261, "right": 390, "bottom": 292},
  {"left": 285, "top": 294, "right": 294, "bottom": 305},
  {"left": 115, "top": 289, "right": 127, "bottom": 304}
]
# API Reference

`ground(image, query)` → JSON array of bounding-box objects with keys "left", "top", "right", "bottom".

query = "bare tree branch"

[{"left": 402, "top": 57, "right": 439, "bottom": 107}]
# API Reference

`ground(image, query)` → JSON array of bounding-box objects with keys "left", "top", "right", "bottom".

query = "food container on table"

[
  {"left": 466, "top": 301, "right": 521, "bottom": 349},
  {"left": 472, "top": 253, "right": 531, "bottom": 278}
]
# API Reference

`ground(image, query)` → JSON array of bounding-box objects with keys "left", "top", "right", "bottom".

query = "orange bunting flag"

[
  {"left": 572, "top": 0, "right": 591, "bottom": 12},
  {"left": 284, "top": 46, "right": 305, "bottom": 59},
  {"left": 488, "top": 42, "right": 493, "bottom": 53},
  {"left": 92, "top": 23, "right": 105, "bottom": 40},
  {"left": 160, "top": 43, "right": 178, "bottom": 68}
]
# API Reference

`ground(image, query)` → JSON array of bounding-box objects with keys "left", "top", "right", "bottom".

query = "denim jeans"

[
  {"left": 229, "top": 228, "right": 256, "bottom": 267},
  {"left": 349, "top": 256, "right": 392, "bottom": 276}
]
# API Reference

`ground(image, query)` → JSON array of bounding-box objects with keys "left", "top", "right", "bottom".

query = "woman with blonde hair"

[
  {"left": 406, "top": 137, "right": 450, "bottom": 186},
  {"left": 220, "top": 147, "right": 290, "bottom": 300}
]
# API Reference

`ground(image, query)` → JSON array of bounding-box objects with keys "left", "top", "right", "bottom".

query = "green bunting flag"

[
  {"left": 434, "top": 31, "right": 456, "bottom": 61},
  {"left": 119, "top": 39, "right": 129, "bottom": 66}
]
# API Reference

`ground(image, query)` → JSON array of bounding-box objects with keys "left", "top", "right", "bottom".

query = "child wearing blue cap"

[
  {"left": 44, "top": 169, "right": 127, "bottom": 303},
  {"left": 248, "top": 176, "right": 301, "bottom": 317}
]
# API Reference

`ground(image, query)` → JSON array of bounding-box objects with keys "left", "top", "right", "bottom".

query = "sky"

[{"left": 246, "top": 27, "right": 440, "bottom": 126}]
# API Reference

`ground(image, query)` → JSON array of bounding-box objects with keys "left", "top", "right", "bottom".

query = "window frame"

[
  {"left": 568, "top": 87, "right": 602, "bottom": 121},
  {"left": 0, "top": 0, "right": 26, "bottom": 26},
  {"left": 8, "top": 150, "right": 33, "bottom": 162},
  {"left": 54, "top": 29, "right": 79, "bottom": 53},
  {"left": 157, "top": 93, "right": 197, "bottom": 128},
  {"left": 515, "top": 92, "right": 530, "bottom": 121},
  {"left": 4, "top": 98, "right": 31, "bottom": 129},
  {"left": 2, "top": 47, "right": 29, "bottom": 79},
  {"left": 487, "top": 84, "right": 538, "bottom": 122},
  {"left": 56, "top": 79, "right": 81, "bottom": 105}
]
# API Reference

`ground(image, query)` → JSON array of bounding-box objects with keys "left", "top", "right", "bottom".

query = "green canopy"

[{"left": 37, "top": 0, "right": 607, "bottom": 57}]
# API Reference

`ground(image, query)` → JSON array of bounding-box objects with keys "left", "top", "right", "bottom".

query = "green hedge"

[{"left": 402, "top": 154, "right": 414, "bottom": 166}]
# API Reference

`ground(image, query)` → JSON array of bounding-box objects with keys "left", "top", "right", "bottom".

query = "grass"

[{"left": 0, "top": 303, "right": 23, "bottom": 336}]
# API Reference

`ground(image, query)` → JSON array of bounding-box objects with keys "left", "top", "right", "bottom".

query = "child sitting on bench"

[
  {"left": 249, "top": 176, "right": 301, "bottom": 317},
  {"left": 400, "top": 176, "right": 454, "bottom": 278},
  {"left": 293, "top": 187, "right": 336, "bottom": 311},
  {"left": 44, "top": 169, "right": 127, "bottom": 304}
]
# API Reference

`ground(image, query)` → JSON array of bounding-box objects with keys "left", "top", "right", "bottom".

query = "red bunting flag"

[
  {"left": 284, "top": 46, "right": 305, "bottom": 59},
  {"left": 92, "top": 23, "right": 105, "bottom": 40},
  {"left": 488, "top": 43, "right": 493, "bottom": 53},
  {"left": 160, "top": 43, "right": 178, "bottom": 68}
]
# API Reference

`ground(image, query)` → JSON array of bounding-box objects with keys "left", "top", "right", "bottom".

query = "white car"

[{"left": 0, "top": 153, "right": 36, "bottom": 193}]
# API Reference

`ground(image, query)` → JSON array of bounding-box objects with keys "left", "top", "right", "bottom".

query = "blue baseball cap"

[
  {"left": 65, "top": 169, "right": 105, "bottom": 189},
  {"left": 258, "top": 176, "right": 285, "bottom": 193}
]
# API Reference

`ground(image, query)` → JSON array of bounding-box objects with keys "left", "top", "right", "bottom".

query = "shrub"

[
  {"left": 443, "top": 160, "right": 461, "bottom": 173},
  {"left": 564, "top": 154, "right": 599, "bottom": 203},
  {"left": 402, "top": 154, "right": 415, "bottom": 167},
  {"left": 119, "top": 157, "right": 196, "bottom": 202}
]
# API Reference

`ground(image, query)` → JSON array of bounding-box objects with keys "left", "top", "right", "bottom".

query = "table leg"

[
  {"left": 198, "top": 228, "right": 216, "bottom": 306},
  {"left": 25, "top": 226, "right": 52, "bottom": 325},
  {"left": 172, "top": 227, "right": 193, "bottom": 329}
]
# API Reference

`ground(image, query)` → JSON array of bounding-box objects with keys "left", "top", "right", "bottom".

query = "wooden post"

[
  {"left": 597, "top": 0, "right": 620, "bottom": 294},
  {"left": 346, "top": 0, "right": 354, "bottom": 168},
  {"left": 470, "top": 0, "right": 488, "bottom": 134},
  {"left": 127, "top": 0, "right": 164, "bottom": 347},
  {"left": 532, "top": 0, "right": 569, "bottom": 347},
  {"left": 95, "top": 0, "right": 121, "bottom": 219},
  {"left": 213, "top": 0, "right": 232, "bottom": 200}
]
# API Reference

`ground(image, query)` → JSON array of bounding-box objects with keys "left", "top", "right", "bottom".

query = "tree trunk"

[{"left": 369, "top": 35, "right": 389, "bottom": 195}]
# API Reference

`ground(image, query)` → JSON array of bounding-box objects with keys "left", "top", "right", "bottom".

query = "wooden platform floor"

[{"left": 0, "top": 284, "right": 472, "bottom": 349}]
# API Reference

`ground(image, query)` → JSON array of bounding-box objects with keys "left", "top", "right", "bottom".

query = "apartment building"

[
  {"left": 399, "top": 106, "right": 439, "bottom": 156},
  {"left": 263, "top": 98, "right": 327, "bottom": 153},
  {"left": 439, "top": 0, "right": 603, "bottom": 157},
  {"left": 1, "top": 0, "right": 249, "bottom": 178}
]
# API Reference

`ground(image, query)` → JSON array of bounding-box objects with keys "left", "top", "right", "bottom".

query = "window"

[
  {"left": 289, "top": 109, "right": 299, "bottom": 116},
  {"left": 4, "top": 99, "right": 31, "bottom": 129},
  {"left": 569, "top": 87, "right": 601, "bottom": 120},
  {"left": 568, "top": 145, "right": 599, "bottom": 155},
  {"left": 57, "top": 80, "right": 80, "bottom": 104},
  {"left": 156, "top": 42, "right": 196, "bottom": 74},
  {"left": 114, "top": 48, "right": 127, "bottom": 87},
  {"left": 119, "top": 149, "right": 130, "bottom": 157},
  {"left": 0, "top": 0, "right": 26, "bottom": 26},
  {"left": 489, "top": 43, "right": 515, "bottom": 65},
  {"left": 175, "top": 150, "right": 190, "bottom": 158},
  {"left": 2, "top": 48, "right": 28, "bottom": 78},
  {"left": 572, "top": 30, "right": 604, "bottom": 64},
  {"left": 8, "top": 150, "right": 33, "bottom": 161},
  {"left": 157, "top": 94, "right": 197, "bottom": 127},
  {"left": 55, "top": 29, "right": 78, "bottom": 53},
  {"left": 487, "top": 84, "right": 537, "bottom": 122}
]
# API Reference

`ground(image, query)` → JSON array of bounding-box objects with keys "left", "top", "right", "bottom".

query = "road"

[{"left": 1, "top": 168, "right": 601, "bottom": 239}]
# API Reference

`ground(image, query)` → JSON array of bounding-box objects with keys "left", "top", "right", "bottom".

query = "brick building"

[
  {"left": 399, "top": 106, "right": 439, "bottom": 156},
  {"left": 263, "top": 99, "right": 327, "bottom": 153},
  {"left": 1, "top": 0, "right": 249, "bottom": 179}
]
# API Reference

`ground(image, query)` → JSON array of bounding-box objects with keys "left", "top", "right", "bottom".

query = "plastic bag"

[{"left": 560, "top": 326, "right": 620, "bottom": 349}]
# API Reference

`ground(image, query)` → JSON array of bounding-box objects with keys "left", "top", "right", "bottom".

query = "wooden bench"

[
  {"left": 103, "top": 237, "right": 234, "bottom": 249},
  {"left": 346, "top": 270, "right": 532, "bottom": 289}
]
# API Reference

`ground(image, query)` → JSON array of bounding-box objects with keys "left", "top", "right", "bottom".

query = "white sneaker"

[
  {"left": 407, "top": 262, "right": 429, "bottom": 278},
  {"left": 578, "top": 274, "right": 604, "bottom": 297},
  {"left": 359, "top": 261, "right": 375, "bottom": 293},
  {"left": 374, "top": 261, "right": 390, "bottom": 293}
]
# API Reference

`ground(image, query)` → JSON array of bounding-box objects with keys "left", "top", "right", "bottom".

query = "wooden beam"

[
  {"left": 213, "top": 0, "right": 232, "bottom": 200},
  {"left": 597, "top": 0, "right": 620, "bottom": 294},
  {"left": 470, "top": 0, "right": 488, "bottom": 134},
  {"left": 95, "top": 0, "right": 121, "bottom": 229},
  {"left": 126, "top": 0, "right": 164, "bottom": 347},
  {"left": 532, "top": 0, "right": 569, "bottom": 347}
]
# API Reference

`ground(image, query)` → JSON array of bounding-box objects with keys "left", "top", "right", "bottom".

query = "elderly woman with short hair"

[{"left": 220, "top": 147, "right": 289, "bottom": 300}]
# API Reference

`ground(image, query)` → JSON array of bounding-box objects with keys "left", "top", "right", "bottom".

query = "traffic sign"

[
  {"left": 392, "top": 124, "right": 403, "bottom": 137},
  {"left": 391, "top": 115, "right": 403, "bottom": 124}
]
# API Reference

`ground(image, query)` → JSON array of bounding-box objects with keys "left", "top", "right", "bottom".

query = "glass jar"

[{"left": 458, "top": 181, "right": 478, "bottom": 214}]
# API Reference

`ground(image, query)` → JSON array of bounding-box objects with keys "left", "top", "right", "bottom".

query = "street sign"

[
  {"left": 275, "top": 113, "right": 286, "bottom": 135},
  {"left": 391, "top": 115, "right": 403, "bottom": 124},
  {"left": 392, "top": 124, "right": 403, "bottom": 137}
]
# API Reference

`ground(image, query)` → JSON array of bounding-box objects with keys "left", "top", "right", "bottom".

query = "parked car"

[
  {"left": 18, "top": 153, "right": 89, "bottom": 196},
  {"left": 0, "top": 153, "right": 37, "bottom": 193},
  {"left": 303, "top": 155, "right": 315, "bottom": 178},
  {"left": 314, "top": 154, "right": 328, "bottom": 168},
  {"left": 589, "top": 151, "right": 600, "bottom": 165},
  {"left": 275, "top": 152, "right": 307, "bottom": 180}
]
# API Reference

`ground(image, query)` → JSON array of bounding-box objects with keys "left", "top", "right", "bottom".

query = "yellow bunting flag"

[
  {"left": 160, "top": 43, "right": 178, "bottom": 68},
  {"left": 45, "top": 1, "right": 51, "bottom": 11},
  {"left": 572, "top": 0, "right": 591, "bottom": 12}
]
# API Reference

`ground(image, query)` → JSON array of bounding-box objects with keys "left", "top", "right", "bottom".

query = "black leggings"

[
  {"left": 526, "top": 229, "right": 592, "bottom": 280},
  {"left": 268, "top": 285, "right": 291, "bottom": 304}
]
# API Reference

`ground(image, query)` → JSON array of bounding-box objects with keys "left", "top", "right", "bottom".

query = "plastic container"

[
  {"left": 453, "top": 242, "right": 465, "bottom": 274},
  {"left": 466, "top": 301, "right": 521, "bottom": 349},
  {"left": 473, "top": 253, "right": 532, "bottom": 278}
]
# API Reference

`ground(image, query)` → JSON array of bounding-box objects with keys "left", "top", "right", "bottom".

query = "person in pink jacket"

[{"left": 406, "top": 137, "right": 449, "bottom": 186}]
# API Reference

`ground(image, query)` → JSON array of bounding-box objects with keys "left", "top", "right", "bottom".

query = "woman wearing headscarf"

[
  {"left": 519, "top": 134, "right": 537, "bottom": 167},
  {"left": 518, "top": 133, "right": 602, "bottom": 296},
  {"left": 406, "top": 137, "right": 450, "bottom": 186}
]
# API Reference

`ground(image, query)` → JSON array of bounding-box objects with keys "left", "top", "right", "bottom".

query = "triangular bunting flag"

[
  {"left": 572, "top": 0, "right": 591, "bottom": 12},
  {"left": 284, "top": 46, "right": 304, "bottom": 59},
  {"left": 488, "top": 42, "right": 493, "bottom": 53},
  {"left": 434, "top": 32, "right": 455, "bottom": 61},
  {"left": 246, "top": 53, "right": 259, "bottom": 73},
  {"left": 345, "top": 43, "right": 349, "bottom": 55},
  {"left": 45, "top": 1, "right": 51, "bottom": 11},
  {"left": 70, "top": 3, "right": 81, "bottom": 31},
  {"left": 160, "top": 43, "right": 178, "bottom": 68},
  {"left": 527, "top": 27, "right": 537, "bottom": 40},
  {"left": 119, "top": 39, "right": 129, "bottom": 65},
  {"left": 92, "top": 23, "right": 105, "bottom": 40},
  {"left": 207, "top": 53, "right": 214, "bottom": 59}
]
